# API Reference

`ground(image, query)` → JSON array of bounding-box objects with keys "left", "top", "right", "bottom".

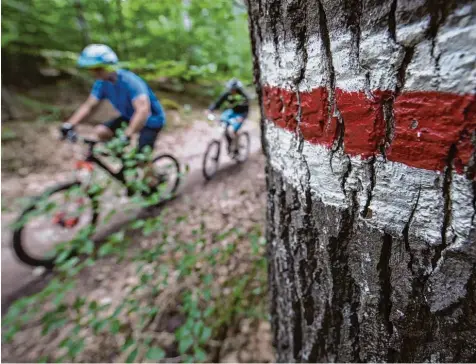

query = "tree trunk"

[
  {"left": 115, "top": 0, "right": 128, "bottom": 59},
  {"left": 1, "top": 87, "right": 20, "bottom": 121},
  {"left": 246, "top": 0, "right": 476, "bottom": 362},
  {"left": 99, "top": 1, "right": 115, "bottom": 50},
  {"left": 73, "top": 0, "right": 91, "bottom": 47}
]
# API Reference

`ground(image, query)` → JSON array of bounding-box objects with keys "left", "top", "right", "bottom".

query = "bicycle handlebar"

[{"left": 61, "top": 130, "right": 98, "bottom": 146}]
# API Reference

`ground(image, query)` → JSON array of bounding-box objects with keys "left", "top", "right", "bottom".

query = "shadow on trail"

[
  {"left": 202, "top": 160, "right": 249, "bottom": 186},
  {"left": 2, "top": 152, "right": 259, "bottom": 315}
]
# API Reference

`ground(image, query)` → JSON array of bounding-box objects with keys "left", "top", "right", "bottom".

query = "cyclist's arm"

[
  {"left": 125, "top": 94, "right": 150, "bottom": 137},
  {"left": 67, "top": 96, "right": 100, "bottom": 126},
  {"left": 208, "top": 91, "right": 229, "bottom": 111},
  {"left": 237, "top": 88, "right": 250, "bottom": 104}
]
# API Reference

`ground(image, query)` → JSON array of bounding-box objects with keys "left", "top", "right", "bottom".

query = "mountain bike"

[
  {"left": 202, "top": 113, "right": 250, "bottom": 180},
  {"left": 12, "top": 130, "right": 182, "bottom": 268}
]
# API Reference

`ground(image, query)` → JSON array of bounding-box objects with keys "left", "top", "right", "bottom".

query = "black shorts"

[{"left": 103, "top": 117, "right": 161, "bottom": 152}]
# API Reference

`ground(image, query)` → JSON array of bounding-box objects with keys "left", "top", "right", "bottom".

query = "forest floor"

[{"left": 1, "top": 87, "right": 273, "bottom": 362}]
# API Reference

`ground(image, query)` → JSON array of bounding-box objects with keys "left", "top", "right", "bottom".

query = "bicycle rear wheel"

[
  {"left": 12, "top": 181, "right": 98, "bottom": 269},
  {"left": 202, "top": 140, "right": 221, "bottom": 180}
]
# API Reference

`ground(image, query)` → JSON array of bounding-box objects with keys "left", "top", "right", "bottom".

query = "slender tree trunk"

[
  {"left": 73, "top": 0, "right": 91, "bottom": 47},
  {"left": 1, "top": 87, "right": 20, "bottom": 121},
  {"left": 99, "top": 2, "right": 114, "bottom": 48},
  {"left": 115, "top": 0, "right": 128, "bottom": 59},
  {"left": 247, "top": 0, "right": 476, "bottom": 362}
]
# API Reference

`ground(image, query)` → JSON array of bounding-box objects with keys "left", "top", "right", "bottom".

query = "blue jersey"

[{"left": 91, "top": 69, "right": 165, "bottom": 129}]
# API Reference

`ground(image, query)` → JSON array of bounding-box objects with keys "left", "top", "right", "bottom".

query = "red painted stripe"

[
  {"left": 389, "top": 92, "right": 475, "bottom": 173},
  {"left": 263, "top": 85, "right": 476, "bottom": 175},
  {"left": 336, "top": 89, "right": 393, "bottom": 158}
]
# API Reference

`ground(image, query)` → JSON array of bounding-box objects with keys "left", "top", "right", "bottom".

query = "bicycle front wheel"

[
  {"left": 151, "top": 154, "right": 181, "bottom": 199},
  {"left": 12, "top": 181, "right": 97, "bottom": 269},
  {"left": 232, "top": 131, "right": 250, "bottom": 163},
  {"left": 202, "top": 140, "right": 221, "bottom": 180}
]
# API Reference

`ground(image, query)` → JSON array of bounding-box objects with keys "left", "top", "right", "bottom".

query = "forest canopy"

[{"left": 2, "top": 0, "right": 252, "bottom": 87}]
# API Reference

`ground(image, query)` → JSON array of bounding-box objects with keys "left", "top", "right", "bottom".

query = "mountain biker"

[
  {"left": 207, "top": 78, "right": 249, "bottom": 145},
  {"left": 60, "top": 44, "right": 165, "bottom": 153}
]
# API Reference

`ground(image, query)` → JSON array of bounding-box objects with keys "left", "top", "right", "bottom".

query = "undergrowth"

[{"left": 2, "top": 132, "right": 268, "bottom": 362}]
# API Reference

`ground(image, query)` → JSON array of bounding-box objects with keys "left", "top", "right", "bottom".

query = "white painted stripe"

[
  {"left": 259, "top": 39, "right": 301, "bottom": 90},
  {"left": 327, "top": 30, "right": 366, "bottom": 92},
  {"left": 258, "top": 5, "right": 475, "bottom": 94},
  {"left": 396, "top": 17, "right": 431, "bottom": 46},
  {"left": 451, "top": 174, "right": 475, "bottom": 248},
  {"left": 434, "top": 4, "right": 476, "bottom": 94},
  {"left": 265, "top": 122, "right": 475, "bottom": 245},
  {"left": 358, "top": 30, "right": 404, "bottom": 92}
]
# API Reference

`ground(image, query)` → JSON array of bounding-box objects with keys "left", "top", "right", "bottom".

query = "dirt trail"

[{"left": 1, "top": 117, "right": 262, "bottom": 310}]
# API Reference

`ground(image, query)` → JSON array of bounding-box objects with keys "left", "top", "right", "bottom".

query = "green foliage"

[
  {"left": 3, "top": 129, "right": 267, "bottom": 362},
  {"left": 160, "top": 98, "right": 181, "bottom": 111},
  {"left": 1, "top": 128, "right": 18, "bottom": 142},
  {"left": 2, "top": 0, "right": 252, "bottom": 85},
  {"left": 16, "top": 95, "right": 63, "bottom": 122}
]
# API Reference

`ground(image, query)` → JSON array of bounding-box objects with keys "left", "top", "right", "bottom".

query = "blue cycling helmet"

[
  {"left": 226, "top": 78, "right": 243, "bottom": 91},
  {"left": 77, "top": 44, "right": 118, "bottom": 68}
]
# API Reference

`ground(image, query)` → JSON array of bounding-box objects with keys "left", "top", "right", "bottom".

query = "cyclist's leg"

[
  {"left": 220, "top": 109, "right": 234, "bottom": 147},
  {"left": 228, "top": 111, "right": 247, "bottom": 137},
  {"left": 226, "top": 113, "right": 246, "bottom": 154},
  {"left": 137, "top": 127, "right": 162, "bottom": 188},
  {"left": 219, "top": 109, "right": 234, "bottom": 124},
  {"left": 137, "top": 126, "right": 160, "bottom": 153},
  {"left": 96, "top": 117, "right": 127, "bottom": 141},
  {"left": 230, "top": 114, "right": 246, "bottom": 133}
]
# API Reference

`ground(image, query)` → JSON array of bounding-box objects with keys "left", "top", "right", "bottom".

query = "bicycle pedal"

[
  {"left": 75, "top": 160, "right": 94, "bottom": 171},
  {"left": 52, "top": 212, "right": 66, "bottom": 225},
  {"left": 64, "top": 217, "right": 79, "bottom": 228}
]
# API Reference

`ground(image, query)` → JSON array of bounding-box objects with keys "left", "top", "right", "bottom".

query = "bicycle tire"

[
  {"left": 12, "top": 181, "right": 98, "bottom": 269},
  {"left": 202, "top": 140, "right": 221, "bottom": 180},
  {"left": 152, "top": 154, "right": 181, "bottom": 196},
  {"left": 233, "top": 131, "right": 250, "bottom": 163}
]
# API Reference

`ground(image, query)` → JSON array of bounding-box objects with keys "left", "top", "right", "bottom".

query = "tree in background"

[
  {"left": 1, "top": 0, "right": 252, "bottom": 87},
  {"left": 247, "top": 0, "right": 476, "bottom": 361}
]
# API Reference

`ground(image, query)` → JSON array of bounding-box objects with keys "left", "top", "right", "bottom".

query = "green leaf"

[
  {"left": 104, "top": 209, "right": 117, "bottom": 224},
  {"left": 126, "top": 347, "right": 138, "bottom": 363},
  {"left": 55, "top": 250, "right": 70, "bottom": 264},
  {"left": 92, "top": 319, "right": 107, "bottom": 334},
  {"left": 110, "top": 231, "right": 125, "bottom": 243},
  {"left": 194, "top": 347, "right": 207, "bottom": 362},
  {"left": 203, "top": 306, "right": 214, "bottom": 318},
  {"left": 252, "top": 287, "right": 262, "bottom": 295},
  {"left": 89, "top": 300, "right": 98, "bottom": 311},
  {"left": 110, "top": 319, "right": 121, "bottom": 334},
  {"left": 82, "top": 239, "right": 95, "bottom": 255},
  {"left": 178, "top": 336, "right": 194, "bottom": 354},
  {"left": 68, "top": 337, "right": 85, "bottom": 357},
  {"left": 58, "top": 256, "right": 81, "bottom": 273},
  {"left": 193, "top": 320, "right": 204, "bottom": 337},
  {"left": 203, "top": 288, "right": 212, "bottom": 301},
  {"left": 199, "top": 326, "right": 212, "bottom": 343},
  {"left": 130, "top": 219, "right": 146, "bottom": 229},
  {"left": 146, "top": 347, "right": 165, "bottom": 361},
  {"left": 203, "top": 273, "right": 213, "bottom": 285}
]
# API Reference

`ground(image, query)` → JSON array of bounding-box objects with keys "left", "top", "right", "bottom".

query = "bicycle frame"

[
  {"left": 72, "top": 136, "right": 138, "bottom": 195},
  {"left": 208, "top": 113, "right": 235, "bottom": 147},
  {"left": 84, "top": 147, "right": 127, "bottom": 184}
]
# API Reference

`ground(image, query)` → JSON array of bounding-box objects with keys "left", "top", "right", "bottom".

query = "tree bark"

[
  {"left": 73, "top": 0, "right": 91, "bottom": 47},
  {"left": 247, "top": 0, "right": 476, "bottom": 362},
  {"left": 115, "top": 0, "right": 128, "bottom": 59},
  {"left": 1, "top": 87, "right": 20, "bottom": 121}
]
